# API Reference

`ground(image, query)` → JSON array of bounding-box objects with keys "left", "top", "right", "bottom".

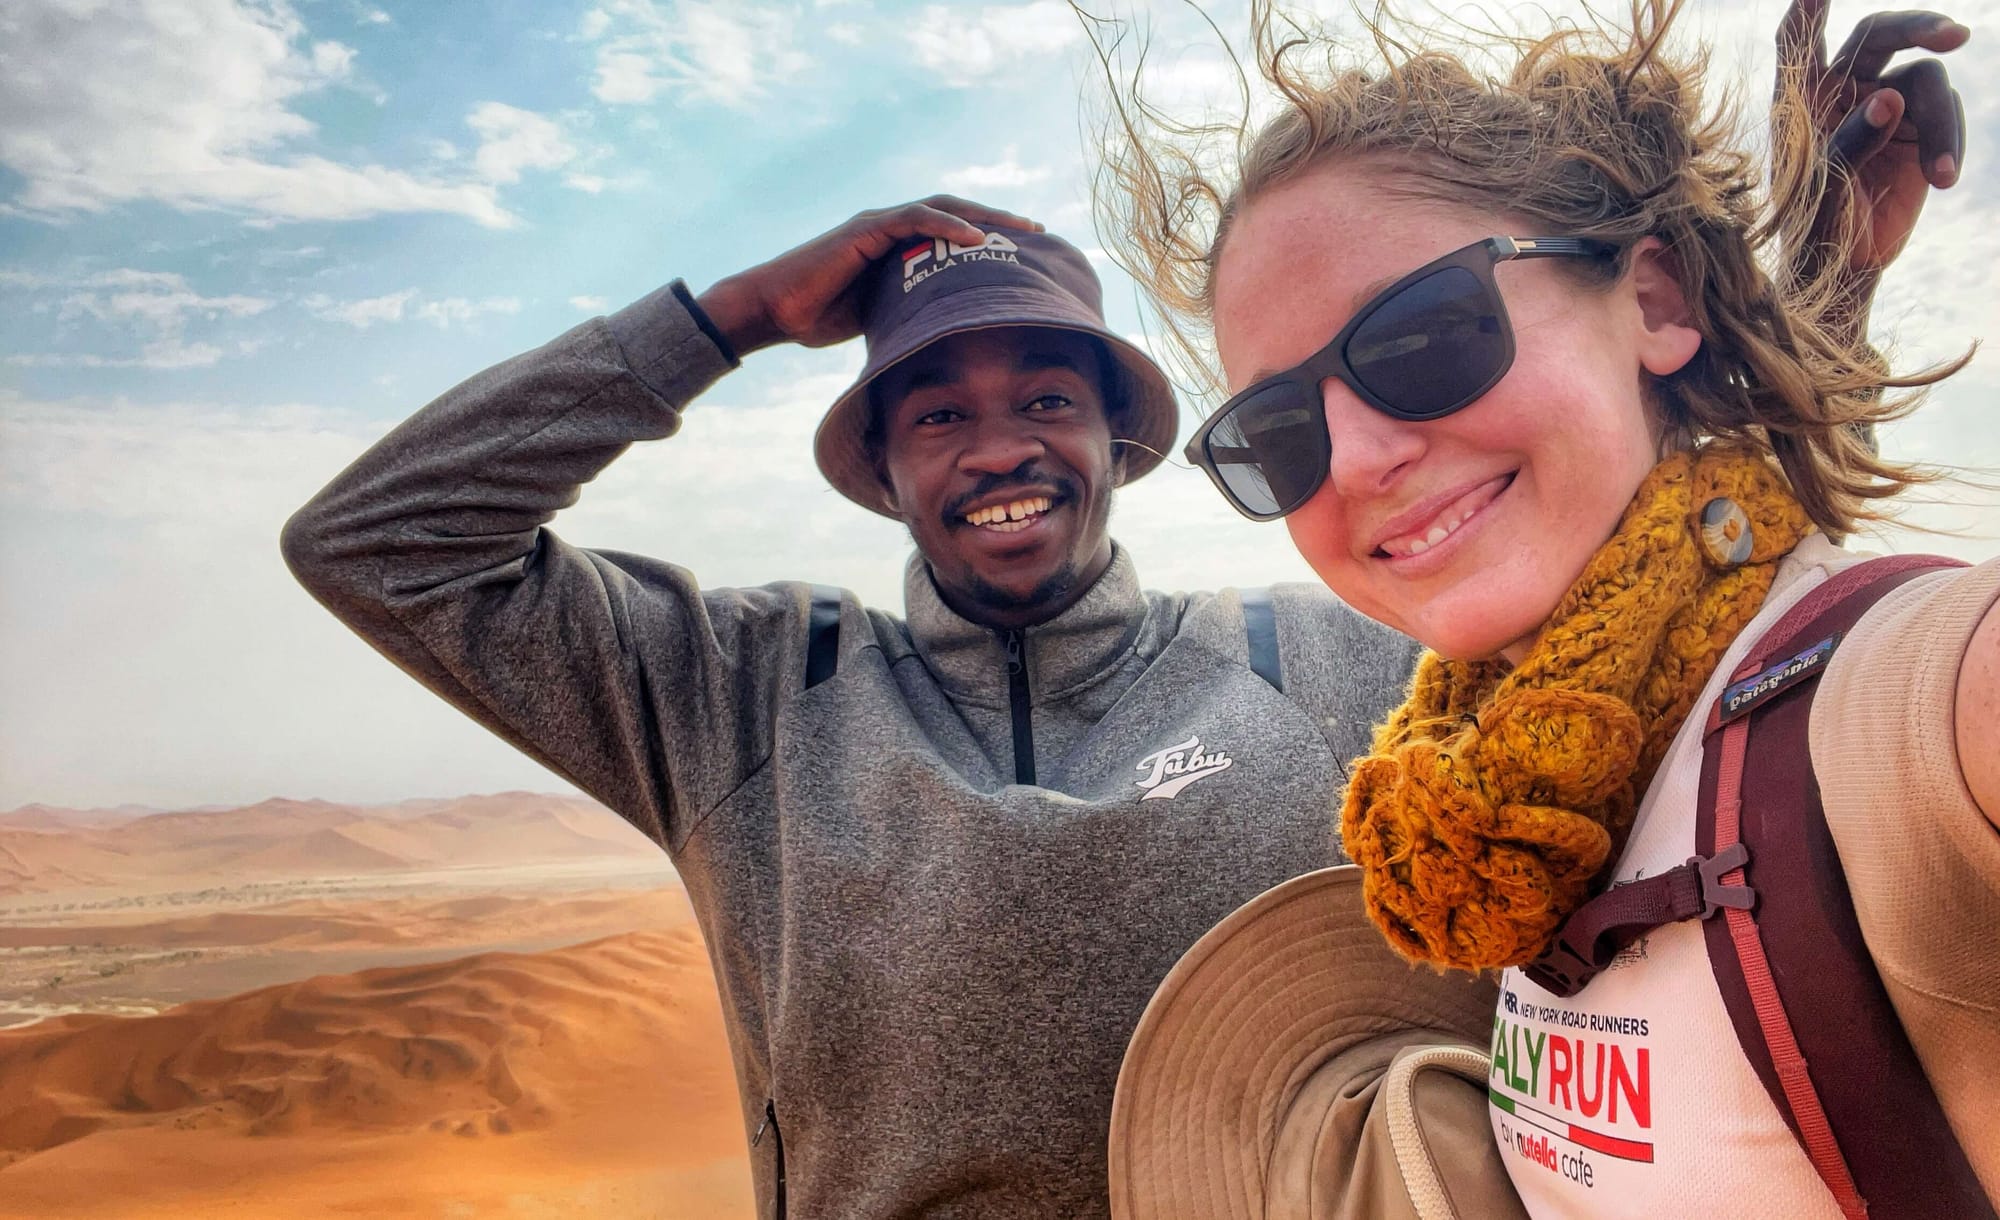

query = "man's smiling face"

[{"left": 876, "top": 326, "right": 1121, "bottom": 630}]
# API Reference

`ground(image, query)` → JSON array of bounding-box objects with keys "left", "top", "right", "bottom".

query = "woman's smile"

[{"left": 1368, "top": 470, "right": 1515, "bottom": 568}]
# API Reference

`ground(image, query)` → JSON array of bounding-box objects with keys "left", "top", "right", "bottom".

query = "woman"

[{"left": 1094, "top": 1, "right": 1994, "bottom": 1217}]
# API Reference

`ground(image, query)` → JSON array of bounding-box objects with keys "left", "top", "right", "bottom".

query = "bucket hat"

[
  {"left": 813, "top": 225, "right": 1178, "bottom": 516},
  {"left": 1109, "top": 866, "right": 1514, "bottom": 1220}
]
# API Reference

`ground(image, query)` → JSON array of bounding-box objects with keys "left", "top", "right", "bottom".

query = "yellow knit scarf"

[{"left": 1339, "top": 445, "right": 1815, "bottom": 973}]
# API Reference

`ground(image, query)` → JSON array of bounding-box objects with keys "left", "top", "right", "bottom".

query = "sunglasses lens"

[
  {"left": 1346, "top": 266, "right": 1509, "bottom": 419},
  {"left": 1202, "top": 384, "right": 1329, "bottom": 517}
]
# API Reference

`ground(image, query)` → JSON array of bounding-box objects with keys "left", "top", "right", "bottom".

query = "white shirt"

[{"left": 1489, "top": 538, "right": 1851, "bottom": 1219}]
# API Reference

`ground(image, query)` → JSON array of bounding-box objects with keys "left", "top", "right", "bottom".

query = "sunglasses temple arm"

[{"left": 1504, "top": 236, "right": 1621, "bottom": 262}]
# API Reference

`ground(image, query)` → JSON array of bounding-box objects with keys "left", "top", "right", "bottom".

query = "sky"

[{"left": 3, "top": 0, "right": 1996, "bottom": 809}]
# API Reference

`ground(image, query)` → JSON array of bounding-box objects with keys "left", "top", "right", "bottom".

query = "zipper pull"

[
  {"left": 751, "top": 1098, "right": 775, "bottom": 1147},
  {"left": 1003, "top": 628, "right": 1025, "bottom": 675}
]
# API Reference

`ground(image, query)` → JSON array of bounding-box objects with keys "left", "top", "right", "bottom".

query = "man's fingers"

[
  {"left": 1830, "top": 12, "right": 1970, "bottom": 82},
  {"left": 1883, "top": 57, "right": 1963, "bottom": 185},
  {"left": 918, "top": 194, "right": 1045, "bottom": 232},
  {"left": 1953, "top": 86, "right": 1966, "bottom": 171},
  {"left": 852, "top": 205, "right": 990, "bottom": 256},
  {"left": 902, "top": 203, "right": 992, "bottom": 243},
  {"left": 1777, "top": 0, "right": 1830, "bottom": 76},
  {"left": 851, "top": 197, "right": 1042, "bottom": 247},
  {"left": 840, "top": 198, "right": 1046, "bottom": 270},
  {"left": 1829, "top": 88, "right": 1905, "bottom": 168}
]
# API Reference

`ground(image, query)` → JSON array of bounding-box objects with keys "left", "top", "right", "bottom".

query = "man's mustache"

[{"left": 941, "top": 468, "right": 1078, "bottom": 526}]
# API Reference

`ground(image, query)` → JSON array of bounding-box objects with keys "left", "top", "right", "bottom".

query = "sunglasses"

[{"left": 1186, "top": 235, "right": 1621, "bottom": 521}]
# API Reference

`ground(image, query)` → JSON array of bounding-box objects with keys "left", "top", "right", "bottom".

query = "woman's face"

[{"left": 1211, "top": 161, "right": 1699, "bottom": 661}]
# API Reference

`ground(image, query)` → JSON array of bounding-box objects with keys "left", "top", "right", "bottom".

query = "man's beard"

[
  {"left": 960, "top": 563, "right": 1085, "bottom": 621},
  {"left": 913, "top": 484, "right": 1115, "bottom": 627}
]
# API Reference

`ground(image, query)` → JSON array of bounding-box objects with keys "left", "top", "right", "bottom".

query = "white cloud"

[
  {"left": 582, "top": 0, "right": 814, "bottom": 108},
  {"left": 0, "top": 0, "right": 515, "bottom": 228},
  {"left": 1131, "top": 52, "right": 1250, "bottom": 120},
  {"left": 5, "top": 268, "right": 273, "bottom": 369},
  {"left": 905, "top": 1, "right": 1081, "bottom": 86},
  {"left": 0, "top": 393, "right": 365, "bottom": 524},
  {"left": 3, "top": 268, "right": 184, "bottom": 292},
  {"left": 303, "top": 290, "right": 521, "bottom": 329},
  {"left": 570, "top": 295, "right": 611, "bottom": 312},
  {"left": 6, "top": 341, "right": 226, "bottom": 370},
  {"left": 414, "top": 296, "right": 523, "bottom": 327},
  {"left": 59, "top": 287, "right": 272, "bottom": 329},
  {"left": 309, "top": 38, "right": 356, "bottom": 77},
  {"left": 467, "top": 102, "right": 577, "bottom": 185},
  {"left": 592, "top": 50, "right": 659, "bottom": 103},
  {"left": 256, "top": 244, "right": 326, "bottom": 265},
  {"left": 0, "top": 390, "right": 573, "bottom": 807},
  {"left": 565, "top": 173, "right": 608, "bottom": 194},
  {"left": 303, "top": 288, "right": 415, "bottom": 328},
  {"left": 140, "top": 339, "right": 230, "bottom": 368},
  {"left": 940, "top": 145, "right": 1054, "bottom": 194}
]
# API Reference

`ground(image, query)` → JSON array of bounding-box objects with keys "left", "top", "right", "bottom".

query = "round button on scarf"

[{"left": 1699, "top": 496, "right": 1754, "bottom": 567}]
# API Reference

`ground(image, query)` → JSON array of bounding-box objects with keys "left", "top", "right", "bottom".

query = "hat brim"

[
  {"left": 813, "top": 285, "right": 1179, "bottom": 518},
  {"left": 1108, "top": 865, "right": 1498, "bottom": 1220}
]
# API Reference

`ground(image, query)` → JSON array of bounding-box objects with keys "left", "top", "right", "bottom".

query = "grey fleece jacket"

[{"left": 281, "top": 282, "right": 1420, "bottom": 1220}]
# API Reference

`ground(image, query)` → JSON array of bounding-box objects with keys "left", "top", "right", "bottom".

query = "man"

[
  {"left": 285, "top": 200, "right": 1418, "bottom": 1218},
  {"left": 282, "top": 11, "right": 1963, "bottom": 1211}
]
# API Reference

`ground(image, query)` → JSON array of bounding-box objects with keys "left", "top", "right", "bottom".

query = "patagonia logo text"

[
  {"left": 1720, "top": 634, "right": 1841, "bottom": 723},
  {"left": 1134, "top": 735, "right": 1233, "bottom": 800},
  {"left": 901, "top": 230, "right": 1021, "bottom": 292}
]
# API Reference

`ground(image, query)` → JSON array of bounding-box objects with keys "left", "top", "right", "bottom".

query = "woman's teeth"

[
  {"left": 1382, "top": 504, "right": 1477, "bottom": 557},
  {"left": 964, "top": 496, "right": 1053, "bottom": 532}
]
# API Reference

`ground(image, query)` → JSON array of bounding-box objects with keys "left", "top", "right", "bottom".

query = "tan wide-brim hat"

[
  {"left": 812, "top": 225, "right": 1179, "bottom": 518},
  {"left": 1109, "top": 866, "right": 1504, "bottom": 1220}
]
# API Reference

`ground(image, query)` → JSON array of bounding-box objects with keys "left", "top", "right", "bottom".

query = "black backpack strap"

[
  {"left": 1240, "top": 588, "right": 1282, "bottom": 692},
  {"left": 804, "top": 585, "right": 842, "bottom": 691},
  {"left": 1691, "top": 555, "right": 1989, "bottom": 1220}
]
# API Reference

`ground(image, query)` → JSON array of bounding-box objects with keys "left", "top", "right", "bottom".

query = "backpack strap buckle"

[
  {"left": 1694, "top": 841, "right": 1754, "bottom": 918},
  {"left": 1523, "top": 843, "right": 1757, "bottom": 997}
]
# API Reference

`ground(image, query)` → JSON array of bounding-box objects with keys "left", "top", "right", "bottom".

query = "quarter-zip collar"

[{"left": 903, "top": 543, "right": 1148, "bottom": 708}]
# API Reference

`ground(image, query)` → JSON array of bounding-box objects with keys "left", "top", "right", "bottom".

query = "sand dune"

[
  {"left": 0, "top": 792, "right": 660, "bottom": 899},
  {"left": 0, "top": 793, "right": 751, "bottom": 1215},
  {"left": 0, "top": 924, "right": 752, "bottom": 1218},
  {"left": 0, "top": 805, "right": 162, "bottom": 832},
  {"left": 0, "top": 886, "right": 694, "bottom": 954},
  {"left": 0, "top": 882, "right": 701, "bottom": 1033}
]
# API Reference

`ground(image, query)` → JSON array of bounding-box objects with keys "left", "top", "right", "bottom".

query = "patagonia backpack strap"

[
  {"left": 804, "top": 585, "right": 843, "bottom": 692},
  {"left": 1241, "top": 588, "right": 1282, "bottom": 692},
  {"left": 1695, "top": 555, "right": 1991, "bottom": 1220}
]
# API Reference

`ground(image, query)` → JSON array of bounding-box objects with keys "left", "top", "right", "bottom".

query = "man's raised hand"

[
  {"left": 697, "top": 198, "right": 1042, "bottom": 356},
  {"left": 1778, "top": 1, "right": 1970, "bottom": 276}
]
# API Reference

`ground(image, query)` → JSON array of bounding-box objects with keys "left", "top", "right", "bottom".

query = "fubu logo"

[{"left": 1134, "top": 735, "right": 1233, "bottom": 800}]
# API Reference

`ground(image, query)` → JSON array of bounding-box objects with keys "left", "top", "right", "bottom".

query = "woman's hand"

[{"left": 696, "top": 197, "right": 1042, "bottom": 356}]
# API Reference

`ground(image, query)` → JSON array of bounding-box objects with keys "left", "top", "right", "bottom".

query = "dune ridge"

[
  {"left": 0, "top": 792, "right": 661, "bottom": 899},
  {"left": 0, "top": 887, "right": 693, "bottom": 952},
  {"left": 0, "top": 925, "right": 737, "bottom": 1168},
  {"left": 0, "top": 794, "right": 753, "bottom": 1216}
]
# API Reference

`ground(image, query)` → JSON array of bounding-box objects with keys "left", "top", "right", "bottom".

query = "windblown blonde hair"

[{"left": 1085, "top": 0, "right": 1963, "bottom": 535}]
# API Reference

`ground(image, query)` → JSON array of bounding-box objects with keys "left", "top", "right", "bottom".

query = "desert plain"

[{"left": 0, "top": 793, "right": 753, "bottom": 1218}]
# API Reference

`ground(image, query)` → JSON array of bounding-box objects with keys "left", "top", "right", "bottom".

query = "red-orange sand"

[{"left": 0, "top": 924, "right": 753, "bottom": 1218}]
